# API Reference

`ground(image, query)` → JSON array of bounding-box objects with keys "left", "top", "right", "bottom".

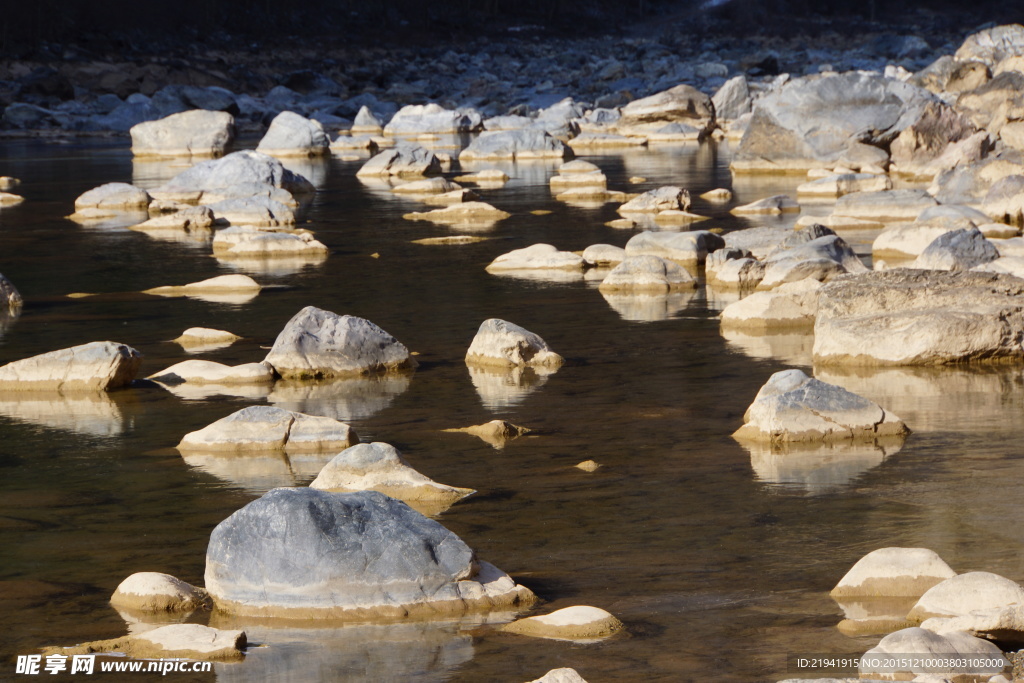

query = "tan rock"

[
  {"left": 444, "top": 420, "right": 531, "bottom": 448},
  {"left": 501, "top": 606, "right": 624, "bottom": 640},
  {"left": 831, "top": 548, "right": 957, "bottom": 599},
  {"left": 44, "top": 624, "right": 245, "bottom": 662},
  {"left": 110, "top": 572, "right": 208, "bottom": 613}
]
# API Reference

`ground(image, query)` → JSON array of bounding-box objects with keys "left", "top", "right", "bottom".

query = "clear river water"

[{"left": 1, "top": 137, "right": 1024, "bottom": 682}]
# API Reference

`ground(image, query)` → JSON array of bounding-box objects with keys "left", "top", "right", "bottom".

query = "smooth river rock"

[
  {"left": 263, "top": 306, "right": 415, "bottom": 379},
  {"left": 110, "top": 572, "right": 208, "bottom": 613},
  {"left": 597, "top": 255, "right": 696, "bottom": 293},
  {"left": 831, "top": 548, "right": 957, "bottom": 599},
  {"left": 256, "top": 111, "right": 329, "bottom": 157},
  {"left": 204, "top": 488, "right": 535, "bottom": 619},
  {"left": 130, "top": 109, "right": 234, "bottom": 158},
  {"left": 177, "top": 405, "right": 358, "bottom": 452},
  {"left": 465, "top": 318, "right": 563, "bottom": 369},
  {"left": 0, "top": 341, "right": 141, "bottom": 391},
  {"left": 148, "top": 360, "right": 273, "bottom": 385},
  {"left": 623, "top": 230, "right": 725, "bottom": 265},
  {"left": 501, "top": 606, "right": 624, "bottom": 641},
  {"left": 908, "top": 572, "right": 1024, "bottom": 622}
]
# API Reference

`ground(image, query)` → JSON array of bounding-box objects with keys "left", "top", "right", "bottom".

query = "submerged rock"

[
  {"left": 177, "top": 405, "right": 358, "bottom": 452},
  {"left": 130, "top": 110, "right": 234, "bottom": 158},
  {"left": 110, "top": 572, "right": 208, "bottom": 613},
  {"left": 0, "top": 341, "right": 141, "bottom": 391},
  {"left": 465, "top": 318, "right": 563, "bottom": 370},
  {"left": 501, "top": 606, "right": 624, "bottom": 641},
  {"left": 263, "top": 306, "right": 415, "bottom": 379},
  {"left": 733, "top": 369, "right": 908, "bottom": 444},
  {"left": 443, "top": 420, "right": 531, "bottom": 448},
  {"left": 143, "top": 274, "right": 261, "bottom": 297},
  {"left": 204, "top": 488, "right": 535, "bottom": 619},
  {"left": 44, "top": 624, "right": 245, "bottom": 662}
]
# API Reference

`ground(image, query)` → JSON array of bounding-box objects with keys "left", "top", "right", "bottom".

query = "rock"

[
  {"left": 417, "top": 189, "right": 479, "bottom": 206},
  {"left": 733, "top": 368, "right": 908, "bottom": 443},
  {"left": 0, "top": 192, "right": 23, "bottom": 206},
  {"left": 154, "top": 150, "right": 314, "bottom": 201},
  {"left": 486, "top": 244, "right": 585, "bottom": 272},
  {"left": 617, "top": 186, "right": 690, "bottom": 214},
  {"left": 110, "top": 572, "right": 208, "bottom": 613},
  {"left": 701, "top": 188, "right": 733, "bottom": 202},
  {"left": 911, "top": 227, "right": 999, "bottom": 271},
  {"left": 404, "top": 202, "right": 510, "bottom": 225},
  {"left": 357, "top": 144, "right": 441, "bottom": 177},
  {"left": 973, "top": 256, "right": 1024, "bottom": 278},
  {"left": 617, "top": 84, "right": 715, "bottom": 136},
  {"left": 0, "top": 341, "right": 141, "bottom": 391},
  {"left": 797, "top": 173, "right": 892, "bottom": 197},
  {"left": 454, "top": 169, "right": 509, "bottom": 184},
  {"left": 526, "top": 668, "right": 589, "bottom": 683},
  {"left": 501, "top": 606, "right": 624, "bottom": 640},
  {"left": 722, "top": 226, "right": 793, "bottom": 259},
  {"left": 706, "top": 252, "right": 766, "bottom": 289},
  {"left": 143, "top": 274, "right": 262, "bottom": 297},
  {"left": 212, "top": 226, "right": 328, "bottom": 258},
  {"left": 623, "top": 230, "right": 725, "bottom": 265},
  {"left": 597, "top": 256, "right": 696, "bottom": 293},
  {"left": 712, "top": 75, "right": 752, "bottom": 122},
  {"left": 177, "top": 405, "right": 358, "bottom": 452},
  {"left": 465, "top": 318, "right": 563, "bottom": 369},
  {"left": 204, "top": 488, "right": 535, "bottom": 618},
  {"left": 44, "top": 624, "right": 245, "bottom": 662},
  {"left": 831, "top": 548, "right": 957, "bottom": 598},
  {"left": 383, "top": 104, "right": 481, "bottom": 136},
  {"left": 922, "top": 605, "right": 1024, "bottom": 644},
  {"left": 0, "top": 273, "right": 22, "bottom": 312},
  {"left": 173, "top": 328, "right": 240, "bottom": 351},
  {"left": 956, "top": 25, "right": 1024, "bottom": 68},
  {"left": 72, "top": 182, "right": 150, "bottom": 215},
  {"left": 873, "top": 224, "right": 962, "bottom": 260},
  {"left": 130, "top": 110, "right": 234, "bottom": 158},
  {"left": 982, "top": 175, "right": 1024, "bottom": 225},
  {"left": 550, "top": 169, "right": 607, "bottom": 191},
  {"left": 860, "top": 627, "right": 1007, "bottom": 681},
  {"left": 759, "top": 234, "right": 866, "bottom": 290},
  {"left": 832, "top": 189, "right": 938, "bottom": 222},
  {"left": 908, "top": 572, "right": 1024, "bottom": 622},
  {"left": 263, "top": 306, "right": 415, "bottom": 379},
  {"left": 731, "top": 195, "right": 799, "bottom": 215},
  {"left": 443, "top": 420, "right": 531, "bottom": 448},
  {"left": 733, "top": 72, "right": 937, "bottom": 173},
  {"left": 576, "top": 460, "right": 601, "bottom": 472},
  {"left": 351, "top": 105, "right": 383, "bottom": 134},
  {"left": 207, "top": 196, "right": 296, "bottom": 226},
  {"left": 459, "top": 130, "right": 571, "bottom": 161},
  {"left": 309, "top": 442, "right": 474, "bottom": 514},
  {"left": 256, "top": 111, "right": 330, "bottom": 157},
  {"left": 813, "top": 270, "right": 1024, "bottom": 366},
  {"left": 889, "top": 101, "right": 979, "bottom": 178},
  {"left": 131, "top": 205, "right": 215, "bottom": 234},
  {"left": 392, "top": 178, "right": 463, "bottom": 195},
  {"left": 720, "top": 279, "right": 822, "bottom": 330},
  {"left": 582, "top": 244, "right": 626, "bottom": 266},
  {"left": 148, "top": 360, "right": 273, "bottom": 385},
  {"left": 567, "top": 132, "right": 647, "bottom": 149}
]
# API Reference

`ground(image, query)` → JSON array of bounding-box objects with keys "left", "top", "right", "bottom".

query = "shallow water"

[{"left": 2, "top": 138, "right": 1024, "bottom": 682}]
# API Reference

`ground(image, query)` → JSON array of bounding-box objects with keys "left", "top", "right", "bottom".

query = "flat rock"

[
  {"left": 526, "top": 669, "right": 589, "bottom": 683},
  {"left": 908, "top": 572, "right": 1024, "bottom": 622},
  {"left": 256, "top": 111, "right": 329, "bottom": 157},
  {"left": 110, "top": 572, "right": 208, "bottom": 613},
  {"left": 797, "top": 173, "right": 892, "bottom": 197},
  {"left": 44, "top": 624, "right": 245, "bottom": 662},
  {"left": 623, "top": 230, "right": 725, "bottom": 265},
  {"left": 568, "top": 132, "right": 646, "bottom": 149},
  {"left": 130, "top": 110, "right": 234, "bottom": 157},
  {"left": 207, "top": 196, "right": 296, "bottom": 226},
  {"left": 309, "top": 442, "right": 474, "bottom": 514},
  {"left": 177, "top": 405, "right": 358, "bottom": 452},
  {"left": 465, "top": 318, "right": 563, "bottom": 369},
  {"left": 212, "top": 226, "right": 328, "bottom": 258},
  {"left": 733, "top": 368, "right": 908, "bottom": 443},
  {"left": 831, "top": 548, "right": 957, "bottom": 598},
  {"left": 0, "top": 341, "right": 141, "bottom": 391},
  {"left": 832, "top": 189, "right": 938, "bottom": 222},
  {"left": 392, "top": 178, "right": 463, "bottom": 195},
  {"left": 720, "top": 279, "right": 821, "bottom": 330},
  {"left": 263, "top": 306, "right": 415, "bottom": 379},
  {"left": 459, "top": 129, "right": 571, "bottom": 161},
  {"left": 486, "top": 244, "right": 585, "bottom": 272},
  {"left": 204, "top": 488, "right": 535, "bottom": 619},
  {"left": 597, "top": 255, "right": 696, "bottom": 293},
  {"left": 173, "top": 327, "right": 240, "bottom": 350},
  {"left": 405, "top": 202, "right": 510, "bottom": 224},
  {"left": 454, "top": 169, "right": 509, "bottom": 184},
  {"left": 501, "top": 606, "right": 624, "bottom": 641},
  {"left": 73, "top": 182, "right": 151, "bottom": 215},
  {"left": 144, "top": 274, "right": 261, "bottom": 297},
  {"left": 813, "top": 270, "right": 1024, "bottom": 366},
  {"left": 148, "top": 360, "right": 273, "bottom": 385}
]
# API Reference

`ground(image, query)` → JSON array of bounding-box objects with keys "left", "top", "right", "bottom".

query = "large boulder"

[
  {"left": 720, "top": 279, "right": 821, "bottom": 330},
  {"left": 859, "top": 627, "right": 1007, "bottom": 681},
  {"left": 465, "top": 319, "right": 563, "bottom": 369},
  {"left": 617, "top": 84, "right": 715, "bottom": 137},
  {"left": 459, "top": 130, "right": 571, "bottom": 161},
  {"left": 263, "top": 306, "right": 415, "bottom": 379},
  {"left": 908, "top": 572, "right": 1024, "bottom": 622},
  {"left": 357, "top": 144, "right": 442, "bottom": 177},
  {"left": 623, "top": 230, "right": 725, "bottom": 265},
  {"left": 130, "top": 110, "right": 234, "bottom": 158},
  {"left": 597, "top": 255, "right": 696, "bottom": 293},
  {"left": 0, "top": 341, "right": 141, "bottom": 391},
  {"left": 712, "top": 75, "right": 752, "bottom": 122},
  {"left": 204, "top": 488, "right": 535, "bottom": 618},
  {"left": 383, "top": 104, "right": 482, "bottom": 136},
  {"left": 813, "top": 270, "right": 1024, "bottom": 366},
  {"left": 732, "top": 72, "right": 937, "bottom": 173},
  {"left": 153, "top": 150, "right": 314, "bottom": 202},
  {"left": 309, "top": 442, "right": 474, "bottom": 513},
  {"left": 732, "top": 369, "right": 908, "bottom": 443},
  {"left": 177, "top": 405, "right": 358, "bottom": 452},
  {"left": 830, "top": 548, "right": 957, "bottom": 598},
  {"left": 256, "top": 111, "right": 329, "bottom": 157},
  {"left": 911, "top": 227, "right": 999, "bottom": 271}
]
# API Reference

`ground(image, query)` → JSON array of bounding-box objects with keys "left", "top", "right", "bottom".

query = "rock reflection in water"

[
  {"left": 832, "top": 596, "right": 916, "bottom": 636},
  {"left": 0, "top": 390, "right": 125, "bottom": 437},
  {"left": 459, "top": 159, "right": 560, "bottom": 187},
  {"left": 743, "top": 438, "right": 904, "bottom": 495},
  {"left": 487, "top": 269, "right": 585, "bottom": 284},
  {"left": 209, "top": 616, "right": 481, "bottom": 683},
  {"left": 154, "top": 382, "right": 273, "bottom": 402},
  {"left": 704, "top": 284, "right": 747, "bottom": 312},
  {"left": 279, "top": 157, "right": 329, "bottom": 189},
  {"left": 267, "top": 375, "right": 412, "bottom": 422},
  {"left": 181, "top": 450, "right": 334, "bottom": 494},
  {"left": 720, "top": 327, "right": 814, "bottom": 367},
  {"left": 114, "top": 606, "right": 195, "bottom": 636},
  {"left": 816, "top": 365, "right": 1024, "bottom": 434},
  {"left": 469, "top": 365, "right": 553, "bottom": 411},
  {"left": 67, "top": 210, "right": 151, "bottom": 231},
  {"left": 130, "top": 157, "right": 196, "bottom": 189},
  {"left": 216, "top": 252, "right": 329, "bottom": 278},
  {"left": 0, "top": 310, "right": 18, "bottom": 340},
  {"left": 601, "top": 290, "right": 696, "bottom": 322}
]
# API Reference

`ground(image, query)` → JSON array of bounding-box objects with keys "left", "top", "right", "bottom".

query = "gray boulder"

[
  {"left": 155, "top": 150, "right": 314, "bottom": 200},
  {"left": 357, "top": 144, "right": 441, "bottom": 177},
  {"left": 759, "top": 234, "right": 867, "bottom": 289},
  {"left": 617, "top": 84, "right": 715, "bottom": 135},
  {"left": 814, "top": 269, "right": 1024, "bottom": 365},
  {"left": 130, "top": 110, "right": 235, "bottom": 158},
  {"left": 351, "top": 105, "right": 383, "bottom": 133},
  {"left": 712, "top": 75, "right": 752, "bottom": 122},
  {"left": 204, "top": 488, "right": 535, "bottom": 618},
  {"left": 256, "top": 111, "right": 329, "bottom": 157},
  {"left": 733, "top": 72, "right": 936, "bottom": 173},
  {"left": 0, "top": 341, "right": 141, "bottom": 391},
  {"left": 912, "top": 227, "right": 999, "bottom": 271},
  {"left": 459, "top": 130, "right": 571, "bottom": 161},
  {"left": 263, "top": 306, "right": 415, "bottom": 379},
  {"left": 383, "top": 104, "right": 482, "bottom": 136}
]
